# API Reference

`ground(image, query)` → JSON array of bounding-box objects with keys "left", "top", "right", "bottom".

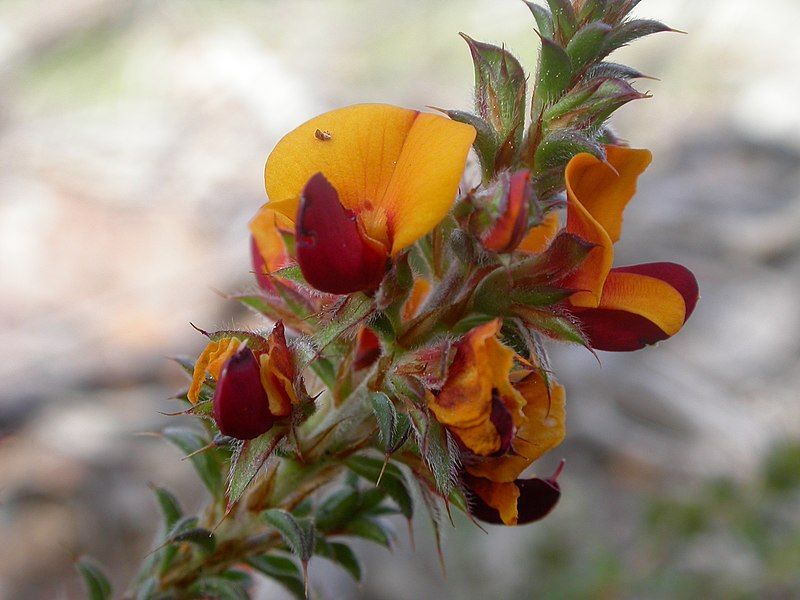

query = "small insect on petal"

[
  {"left": 212, "top": 345, "right": 276, "bottom": 440},
  {"left": 314, "top": 129, "right": 332, "bottom": 141}
]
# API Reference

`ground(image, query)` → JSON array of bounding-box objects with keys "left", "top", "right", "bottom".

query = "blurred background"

[{"left": 1, "top": 0, "right": 799, "bottom": 598}]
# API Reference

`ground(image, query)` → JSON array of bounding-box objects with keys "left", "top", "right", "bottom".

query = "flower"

[
  {"left": 427, "top": 319, "right": 566, "bottom": 525},
  {"left": 471, "top": 169, "right": 533, "bottom": 254},
  {"left": 563, "top": 146, "right": 699, "bottom": 350},
  {"left": 188, "top": 323, "right": 299, "bottom": 439},
  {"left": 519, "top": 146, "right": 699, "bottom": 351},
  {"left": 250, "top": 103, "right": 476, "bottom": 294}
]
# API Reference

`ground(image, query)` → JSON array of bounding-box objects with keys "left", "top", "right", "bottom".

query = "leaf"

[
  {"left": 603, "top": 19, "right": 674, "bottom": 57},
  {"left": 523, "top": 1, "right": 555, "bottom": 39},
  {"left": 346, "top": 456, "right": 414, "bottom": 519},
  {"left": 170, "top": 355, "right": 196, "bottom": 376},
  {"left": 585, "top": 61, "right": 649, "bottom": 81},
  {"left": 534, "top": 130, "right": 604, "bottom": 170},
  {"left": 444, "top": 110, "right": 500, "bottom": 181},
  {"left": 341, "top": 517, "right": 393, "bottom": 548},
  {"left": 315, "top": 488, "right": 361, "bottom": 532},
  {"left": 577, "top": 0, "right": 606, "bottom": 22},
  {"left": 536, "top": 36, "right": 573, "bottom": 104},
  {"left": 312, "top": 294, "right": 374, "bottom": 353},
  {"left": 162, "top": 426, "right": 223, "bottom": 498},
  {"left": 409, "top": 410, "right": 459, "bottom": 498},
  {"left": 247, "top": 555, "right": 305, "bottom": 600},
  {"left": 150, "top": 485, "right": 182, "bottom": 531},
  {"left": 315, "top": 540, "right": 363, "bottom": 582},
  {"left": 459, "top": 34, "right": 527, "bottom": 159},
  {"left": 262, "top": 509, "right": 316, "bottom": 563},
  {"left": 545, "top": 0, "right": 577, "bottom": 40},
  {"left": 370, "top": 392, "right": 398, "bottom": 451},
  {"left": 226, "top": 429, "right": 283, "bottom": 509},
  {"left": 189, "top": 577, "right": 248, "bottom": 600},
  {"left": 511, "top": 232, "right": 596, "bottom": 285},
  {"left": 513, "top": 305, "right": 589, "bottom": 346},
  {"left": 566, "top": 22, "right": 612, "bottom": 67},
  {"left": 171, "top": 528, "right": 216, "bottom": 555},
  {"left": 76, "top": 557, "right": 112, "bottom": 600}
]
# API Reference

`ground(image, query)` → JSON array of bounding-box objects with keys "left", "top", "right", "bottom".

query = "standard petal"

[
  {"left": 382, "top": 112, "right": 476, "bottom": 253},
  {"left": 264, "top": 104, "right": 474, "bottom": 253},
  {"left": 295, "top": 173, "right": 388, "bottom": 294},
  {"left": 573, "top": 262, "right": 699, "bottom": 351},
  {"left": 564, "top": 147, "right": 651, "bottom": 307}
]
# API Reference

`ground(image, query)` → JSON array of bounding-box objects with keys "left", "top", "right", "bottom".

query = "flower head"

[
  {"left": 250, "top": 103, "right": 475, "bottom": 294},
  {"left": 188, "top": 323, "right": 300, "bottom": 439}
]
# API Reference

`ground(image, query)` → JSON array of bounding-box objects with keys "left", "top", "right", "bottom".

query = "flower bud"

[
  {"left": 471, "top": 170, "right": 532, "bottom": 254},
  {"left": 212, "top": 345, "right": 276, "bottom": 440}
]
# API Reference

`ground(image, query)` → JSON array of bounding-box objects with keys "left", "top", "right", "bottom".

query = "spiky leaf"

[
  {"left": 76, "top": 557, "right": 112, "bottom": 600},
  {"left": 162, "top": 427, "right": 223, "bottom": 498},
  {"left": 247, "top": 555, "right": 305, "bottom": 600},
  {"left": 263, "top": 509, "right": 316, "bottom": 563}
]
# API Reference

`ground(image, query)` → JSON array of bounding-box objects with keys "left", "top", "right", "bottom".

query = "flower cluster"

[{"left": 103, "top": 2, "right": 700, "bottom": 598}]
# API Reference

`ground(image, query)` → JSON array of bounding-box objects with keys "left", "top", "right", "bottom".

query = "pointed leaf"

[
  {"left": 315, "top": 488, "right": 361, "bottom": 532},
  {"left": 545, "top": 0, "right": 577, "bottom": 40},
  {"left": 247, "top": 555, "right": 305, "bottom": 600},
  {"left": 602, "top": 19, "right": 674, "bottom": 58},
  {"left": 151, "top": 485, "right": 182, "bottom": 531},
  {"left": 524, "top": 1, "right": 555, "bottom": 39},
  {"left": 566, "top": 22, "right": 612, "bottom": 67},
  {"left": 341, "top": 517, "right": 393, "bottom": 547},
  {"left": 162, "top": 427, "right": 223, "bottom": 498},
  {"left": 315, "top": 540, "right": 363, "bottom": 582},
  {"left": 76, "top": 557, "right": 112, "bottom": 600},
  {"left": 189, "top": 577, "right": 248, "bottom": 600},
  {"left": 227, "top": 429, "right": 283, "bottom": 508},
  {"left": 536, "top": 36, "right": 573, "bottom": 104},
  {"left": 263, "top": 509, "right": 316, "bottom": 562},
  {"left": 171, "top": 528, "right": 216, "bottom": 555},
  {"left": 534, "top": 130, "right": 604, "bottom": 170},
  {"left": 370, "top": 392, "right": 398, "bottom": 453}
]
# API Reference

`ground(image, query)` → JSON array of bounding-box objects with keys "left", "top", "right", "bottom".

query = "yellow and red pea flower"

[
  {"left": 249, "top": 103, "right": 475, "bottom": 295},
  {"left": 520, "top": 146, "right": 699, "bottom": 351},
  {"left": 426, "top": 319, "right": 567, "bottom": 525},
  {"left": 188, "top": 323, "right": 300, "bottom": 440}
]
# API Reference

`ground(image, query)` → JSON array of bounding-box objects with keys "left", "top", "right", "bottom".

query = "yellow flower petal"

[
  {"left": 264, "top": 104, "right": 475, "bottom": 254},
  {"left": 517, "top": 212, "right": 560, "bottom": 254},
  {"left": 188, "top": 337, "right": 240, "bottom": 404}
]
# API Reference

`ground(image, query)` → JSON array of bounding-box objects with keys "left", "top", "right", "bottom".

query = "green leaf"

[
  {"left": 513, "top": 305, "right": 589, "bottom": 346},
  {"left": 523, "top": 1, "right": 555, "bottom": 39},
  {"left": 171, "top": 528, "right": 216, "bottom": 555},
  {"left": 510, "top": 285, "right": 574, "bottom": 307},
  {"left": 315, "top": 540, "right": 363, "bottom": 582},
  {"left": 247, "top": 555, "right": 305, "bottom": 600},
  {"left": 311, "top": 294, "right": 374, "bottom": 353},
  {"left": 346, "top": 456, "right": 414, "bottom": 519},
  {"left": 511, "top": 232, "right": 595, "bottom": 285},
  {"left": 370, "top": 392, "right": 398, "bottom": 451},
  {"left": 602, "top": 19, "right": 674, "bottom": 57},
  {"left": 170, "top": 355, "right": 195, "bottom": 376},
  {"left": 577, "top": 0, "right": 607, "bottom": 22},
  {"left": 545, "top": 0, "right": 577, "bottom": 40},
  {"left": 586, "top": 61, "right": 649, "bottom": 80},
  {"left": 409, "top": 410, "right": 459, "bottom": 498},
  {"left": 226, "top": 429, "right": 283, "bottom": 508},
  {"left": 534, "top": 130, "right": 604, "bottom": 170},
  {"left": 162, "top": 426, "right": 223, "bottom": 498},
  {"left": 536, "top": 35, "right": 573, "bottom": 104},
  {"left": 76, "top": 557, "right": 112, "bottom": 600},
  {"left": 566, "top": 22, "right": 612, "bottom": 67},
  {"left": 445, "top": 110, "right": 500, "bottom": 181},
  {"left": 315, "top": 488, "right": 361, "bottom": 532},
  {"left": 263, "top": 509, "right": 316, "bottom": 562},
  {"left": 150, "top": 485, "right": 182, "bottom": 531},
  {"left": 189, "top": 577, "right": 248, "bottom": 600},
  {"left": 341, "top": 517, "right": 393, "bottom": 547},
  {"left": 459, "top": 34, "right": 527, "bottom": 161}
]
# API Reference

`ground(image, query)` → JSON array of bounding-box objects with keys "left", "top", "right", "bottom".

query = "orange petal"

[
  {"left": 466, "top": 477, "right": 521, "bottom": 526},
  {"left": 517, "top": 212, "right": 560, "bottom": 254},
  {"left": 264, "top": 104, "right": 475, "bottom": 253},
  {"left": 188, "top": 337, "right": 240, "bottom": 404},
  {"left": 564, "top": 147, "right": 651, "bottom": 307},
  {"left": 466, "top": 376, "right": 566, "bottom": 482},
  {"left": 573, "top": 262, "right": 699, "bottom": 351},
  {"left": 402, "top": 278, "right": 431, "bottom": 321},
  {"left": 249, "top": 203, "right": 295, "bottom": 281}
]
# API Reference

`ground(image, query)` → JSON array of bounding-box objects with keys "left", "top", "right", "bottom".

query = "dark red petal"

[
  {"left": 489, "top": 391, "right": 516, "bottom": 456},
  {"left": 574, "top": 308, "right": 670, "bottom": 351},
  {"left": 466, "top": 475, "right": 562, "bottom": 525},
  {"left": 212, "top": 346, "right": 275, "bottom": 440},
  {"left": 613, "top": 262, "right": 699, "bottom": 319},
  {"left": 353, "top": 327, "right": 381, "bottom": 370},
  {"left": 295, "top": 173, "right": 388, "bottom": 294},
  {"left": 574, "top": 262, "right": 699, "bottom": 352},
  {"left": 250, "top": 235, "right": 275, "bottom": 292}
]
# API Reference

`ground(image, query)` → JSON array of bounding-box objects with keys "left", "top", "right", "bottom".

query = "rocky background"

[{"left": 1, "top": 0, "right": 799, "bottom": 598}]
